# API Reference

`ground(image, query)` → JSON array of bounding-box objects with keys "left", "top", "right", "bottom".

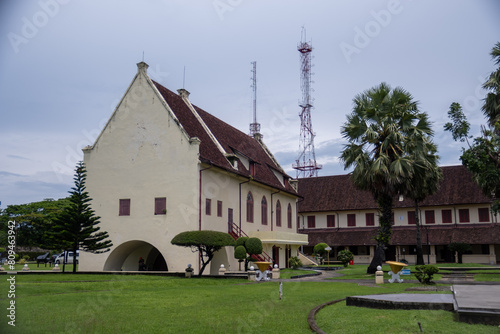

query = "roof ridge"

[{"left": 176, "top": 89, "right": 230, "bottom": 161}]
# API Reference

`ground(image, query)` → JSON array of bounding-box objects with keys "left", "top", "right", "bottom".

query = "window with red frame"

[
  {"left": 276, "top": 200, "right": 282, "bottom": 227},
  {"left": 459, "top": 209, "right": 470, "bottom": 223},
  {"left": 261, "top": 196, "right": 268, "bottom": 225},
  {"left": 327, "top": 215, "right": 335, "bottom": 227},
  {"left": 365, "top": 213, "right": 375, "bottom": 226},
  {"left": 205, "top": 198, "right": 211, "bottom": 215},
  {"left": 307, "top": 215, "right": 315, "bottom": 228},
  {"left": 407, "top": 211, "right": 416, "bottom": 225},
  {"left": 119, "top": 199, "right": 130, "bottom": 216},
  {"left": 154, "top": 197, "right": 166, "bottom": 215},
  {"left": 246, "top": 192, "right": 253, "bottom": 222},
  {"left": 347, "top": 214, "right": 356, "bottom": 227},
  {"left": 442, "top": 209, "right": 452, "bottom": 224},
  {"left": 478, "top": 208, "right": 490, "bottom": 222},
  {"left": 217, "top": 200, "right": 222, "bottom": 217},
  {"left": 425, "top": 210, "right": 435, "bottom": 224}
]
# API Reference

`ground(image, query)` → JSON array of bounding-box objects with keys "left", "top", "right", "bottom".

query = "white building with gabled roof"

[{"left": 80, "top": 62, "right": 308, "bottom": 274}]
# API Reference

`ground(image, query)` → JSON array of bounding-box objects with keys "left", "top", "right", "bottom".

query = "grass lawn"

[
  {"left": 328, "top": 263, "right": 500, "bottom": 282},
  {"left": 328, "top": 264, "right": 436, "bottom": 281},
  {"left": 0, "top": 273, "right": 497, "bottom": 333}
]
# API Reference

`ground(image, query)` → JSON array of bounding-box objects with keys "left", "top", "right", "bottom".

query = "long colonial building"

[
  {"left": 298, "top": 166, "right": 500, "bottom": 265},
  {"left": 80, "top": 62, "right": 307, "bottom": 274},
  {"left": 80, "top": 62, "right": 498, "bottom": 273}
]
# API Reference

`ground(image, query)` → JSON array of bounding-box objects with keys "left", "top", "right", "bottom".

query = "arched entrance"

[{"left": 103, "top": 240, "right": 168, "bottom": 271}]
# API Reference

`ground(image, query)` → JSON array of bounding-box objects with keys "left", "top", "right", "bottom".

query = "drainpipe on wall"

[
  {"left": 239, "top": 178, "right": 251, "bottom": 235},
  {"left": 270, "top": 190, "right": 280, "bottom": 232}
]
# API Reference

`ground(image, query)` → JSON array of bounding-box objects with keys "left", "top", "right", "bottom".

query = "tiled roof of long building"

[{"left": 298, "top": 165, "right": 492, "bottom": 212}]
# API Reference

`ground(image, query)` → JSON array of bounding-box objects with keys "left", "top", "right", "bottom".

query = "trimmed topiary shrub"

[
  {"left": 236, "top": 237, "right": 248, "bottom": 248},
  {"left": 245, "top": 237, "right": 263, "bottom": 256},
  {"left": 313, "top": 243, "right": 329, "bottom": 264},
  {"left": 234, "top": 245, "right": 247, "bottom": 262},
  {"left": 233, "top": 237, "right": 264, "bottom": 271},
  {"left": 337, "top": 250, "right": 354, "bottom": 267},
  {"left": 415, "top": 265, "right": 439, "bottom": 284}
]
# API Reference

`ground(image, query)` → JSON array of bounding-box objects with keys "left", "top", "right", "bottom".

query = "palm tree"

[
  {"left": 482, "top": 42, "right": 500, "bottom": 128},
  {"left": 340, "top": 82, "right": 434, "bottom": 274}
]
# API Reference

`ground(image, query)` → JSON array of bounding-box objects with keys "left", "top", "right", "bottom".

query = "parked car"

[
  {"left": 52, "top": 253, "right": 61, "bottom": 263},
  {"left": 55, "top": 250, "right": 79, "bottom": 264}
]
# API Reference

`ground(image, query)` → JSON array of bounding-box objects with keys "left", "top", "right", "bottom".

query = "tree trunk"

[
  {"left": 198, "top": 249, "right": 214, "bottom": 276},
  {"left": 415, "top": 201, "right": 425, "bottom": 265},
  {"left": 367, "top": 193, "right": 393, "bottom": 274},
  {"left": 367, "top": 246, "right": 385, "bottom": 274}
]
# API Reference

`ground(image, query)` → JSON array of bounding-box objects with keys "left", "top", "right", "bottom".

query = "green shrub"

[
  {"left": 313, "top": 243, "right": 329, "bottom": 264},
  {"left": 23, "top": 255, "right": 30, "bottom": 261},
  {"left": 415, "top": 265, "right": 439, "bottom": 284},
  {"left": 337, "top": 250, "right": 354, "bottom": 267},
  {"left": 234, "top": 245, "right": 247, "bottom": 262},
  {"left": 235, "top": 237, "right": 248, "bottom": 248},
  {"left": 245, "top": 237, "right": 263, "bottom": 256},
  {"left": 19, "top": 258, "right": 27, "bottom": 265},
  {"left": 288, "top": 256, "right": 303, "bottom": 269}
]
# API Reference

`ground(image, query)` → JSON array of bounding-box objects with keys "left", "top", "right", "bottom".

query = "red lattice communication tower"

[{"left": 293, "top": 29, "right": 322, "bottom": 178}]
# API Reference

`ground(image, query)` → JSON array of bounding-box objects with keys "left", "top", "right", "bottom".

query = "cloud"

[
  {"left": 6, "top": 154, "right": 32, "bottom": 161},
  {"left": 0, "top": 170, "right": 72, "bottom": 207}
]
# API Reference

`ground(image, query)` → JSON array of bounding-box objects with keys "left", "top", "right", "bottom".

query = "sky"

[{"left": 0, "top": 0, "right": 499, "bottom": 207}]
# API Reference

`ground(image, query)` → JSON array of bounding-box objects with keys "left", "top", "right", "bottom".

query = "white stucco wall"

[{"left": 81, "top": 65, "right": 201, "bottom": 272}]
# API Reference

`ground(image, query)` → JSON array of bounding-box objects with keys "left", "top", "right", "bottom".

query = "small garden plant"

[
  {"left": 288, "top": 256, "right": 303, "bottom": 269},
  {"left": 337, "top": 250, "right": 354, "bottom": 267},
  {"left": 415, "top": 265, "right": 439, "bottom": 284}
]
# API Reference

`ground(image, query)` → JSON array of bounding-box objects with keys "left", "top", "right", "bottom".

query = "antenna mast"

[
  {"left": 249, "top": 61, "right": 261, "bottom": 136},
  {"left": 292, "top": 28, "right": 322, "bottom": 178}
]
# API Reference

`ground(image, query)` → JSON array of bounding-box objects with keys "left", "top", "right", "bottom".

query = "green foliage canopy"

[
  {"left": 313, "top": 243, "right": 329, "bottom": 257},
  {"left": 245, "top": 237, "right": 263, "bottom": 256},
  {"left": 171, "top": 230, "right": 235, "bottom": 276},
  {"left": 0, "top": 198, "right": 69, "bottom": 248},
  {"left": 337, "top": 250, "right": 354, "bottom": 267},
  {"left": 444, "top": 42, "right": 500, "bottom": 214}
]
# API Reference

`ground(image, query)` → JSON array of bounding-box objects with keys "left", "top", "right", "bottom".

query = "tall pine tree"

[{"left": 50, "top": 161, "right": 112, "bottom": 272}]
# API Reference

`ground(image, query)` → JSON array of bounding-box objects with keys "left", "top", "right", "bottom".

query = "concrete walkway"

[
  {"left": 344, "top": 284, "right": 500, "bottom": 326},
  {"left": 453, "top": 285, "right": 500, "bottom": 325}
]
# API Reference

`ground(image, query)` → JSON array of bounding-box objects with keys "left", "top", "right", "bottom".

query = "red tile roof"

[
  {"left": 152, "top": 81, "right": 297, "bottom": 195},
  {"left": 298, "top": 165, "right": 492, "bottom": 212},
  {"left": 302, "top": 224, "right": 500, "bottom": 246}
]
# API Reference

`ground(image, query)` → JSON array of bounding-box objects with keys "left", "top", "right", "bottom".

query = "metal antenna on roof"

[
  {"left": 249, "top": 61, "right": 260, "bottom": 136},
  {"left": 142, "top": 51, "right": 144, "bottom": 62}
]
